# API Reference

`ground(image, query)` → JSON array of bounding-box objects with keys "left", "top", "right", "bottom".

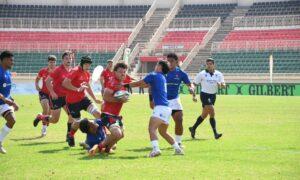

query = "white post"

[{"left": 269, "top": 54, "right": 273, "bottom": 83}]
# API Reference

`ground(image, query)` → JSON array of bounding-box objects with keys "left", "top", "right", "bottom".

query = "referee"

[{"left": 189, "top": 58, "right": 225, "bottom": 139}]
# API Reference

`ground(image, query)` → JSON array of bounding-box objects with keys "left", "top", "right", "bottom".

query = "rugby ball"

[{"left": 114, "top": 90, "right": 130, "bottom": 99}]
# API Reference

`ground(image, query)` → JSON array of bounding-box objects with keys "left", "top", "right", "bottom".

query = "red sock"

[{"left": 69, "top": 130, "right": 76, "bottom": 137}]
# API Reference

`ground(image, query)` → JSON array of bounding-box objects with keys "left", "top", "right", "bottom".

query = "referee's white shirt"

[{"left": 193, "top": 70, "right": 225, "bottom": 94}]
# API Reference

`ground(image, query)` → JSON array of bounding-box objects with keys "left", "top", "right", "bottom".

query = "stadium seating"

[
  {"left": 176, "top": 3, "right": 237, "bottom": 20},
  {"left": 246, "top": 0, "right": 300, "bottom": 16},
  {"left": 0, "top": 4, "right": 150, "bottom": 18},
  {"left": 212, "top": 51, "right": 300, "bottom": 73},
  {"left": 12, "top": 52, "right": 115, "bottom": 73},
  {"left": 157, "top": 31, "right": 207, "bottom": 50},
  {"left": 0, "top": 31, "right": 130, "bottom": 51}
]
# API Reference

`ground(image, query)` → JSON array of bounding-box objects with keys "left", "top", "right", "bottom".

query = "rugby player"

[
  {"left": 34, "top": 55, "right": 56, "bottom": 136},
  {"left": 62, "top": 56, "right": 102, "bottom": 147},
  {"left": 33, "top": 51, "right": 74, "bottom": 143},
  {"left": 189, "top": 58, "right": 225, "bottom": 139},
  {"left": 100, "top": 59, "right": 113, "bottom": 95},
  {"left": 126, "top": 60, "right": 184, "bottom": 157},
  {"left": 0, "top": 51, "right": 19, "bottom": 154}
]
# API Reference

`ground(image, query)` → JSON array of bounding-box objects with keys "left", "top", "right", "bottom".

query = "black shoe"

[
  {"left": 214, "top": 133, "right": 222, "bottom": 140},
  {"left": 67, "top": 134, "right": 75, "bottom": 147},
  {"left": 189, "top": 127, "right": 195, "bottom": 139},
  {"left": 33, "top": 114, "right": 43, "bottom": 127}
]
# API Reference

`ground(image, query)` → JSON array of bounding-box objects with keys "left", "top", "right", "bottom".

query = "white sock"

[
  {"left": 0, "top": 125, "right": 11, "bottom": 142},
  {"left": 42, "top": 125, "right": 47, "bottom": 131},
  {"left": 175, "top": 135, "right": 182, "bottom": 144},
  {"left": 151, "top": 140, "right": 160, "bottom": 151},
  {"left": 172, "top": 142, "right": 180, "bottom": 150}
]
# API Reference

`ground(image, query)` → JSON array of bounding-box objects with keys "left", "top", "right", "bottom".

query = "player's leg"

[
  {"left": 0, "top": 107, "right": 16, "bottom": 154},
  {"left": 64, "top": 104, "right": 78, "bottom": 147},
  {"left": 172, "top": 110, "right": 183, "bottom": 146},
  {"left": 207, "top": 105, "right": 222, "bottom": 139},
  {"left": 108, "top": 125, "right": 124, "bottom": 146},
  {"left": 158, "top": 122, "right": 183, "bottom": 155},
  {"left": 148, "top": 116, "right": 163, "bottom": 157},
  {"left": 40, "top": 98, "right": 50, "bottom": 136}
]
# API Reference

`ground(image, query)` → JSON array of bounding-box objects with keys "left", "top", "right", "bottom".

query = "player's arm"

[
  {"left": 126, "top": 79, "right": 148, "bottom": 88},
  {"left": 45, "top": 76, "right": 57, "bottom": 99},
  {"left": 217, "top": 73, "right": 226, "bottom": 88},
  {"left": 35, "top": 74, "right": 41, "bottom": 91},
  {"left": 62, "top": 78, "right": 87, "bottom": 92},
  {"left": 103, "top": 88, "right": 128, "bottom": 103},
  {"left": 85, "top": 83, "right": 101, "bottom": 104},
  {"left": 0, "top": 93, "right": 18, "bottom": 111},
  {"left": 99, "top": 75, "right": 105, "bottom": 88},
  {"left": 88, "top": 144, "right": 99, "bottom": 156}
]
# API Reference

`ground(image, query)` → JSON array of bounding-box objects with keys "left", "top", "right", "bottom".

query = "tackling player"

[
  {"left": 34, "top": 55, "right": 56, "bottom": 136},
  {"left": 62, "top": 56, "right": 102, "bottom": 147},
  {"left": 189, "top": 58, "right": 225, "bottom": 139},
  {"left": 0, "top": 51, "right": 19, "bottom": 154},
  {"left": 126, "top": 60, "right": 184, "bottom": 157},
  {"left": 33, "top": 51, "right": 74, "bottom": 143}
]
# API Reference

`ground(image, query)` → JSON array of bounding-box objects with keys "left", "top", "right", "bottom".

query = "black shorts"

[
  {"left": 67, "top": 97, "right": 92, "bottom": 119},
  {"left": 50, "top": 96, "right": 67, "bottom": 110},
  {"left": 149, "top": 94, "right": 153, "bottom": 102},
  {"left": 200, "top": 92, "right": 216, "bottom": 108},
  {"left": 39, "top": 91, "right": 50, "bottom": 101},
  {"left": 101, "top": 113, "right": 123, "bottom": 129}
]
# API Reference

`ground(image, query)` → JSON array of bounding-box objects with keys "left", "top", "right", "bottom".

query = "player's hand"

[
  {"left": 12, "top": 102, "right": 19, "bottom": 111},
  {"left": 77, "top": 85, "right": 88, "bottom": 92},
  {"left": 88, "top": 145, "right": 99, "bottom": 157},
  {"left": 50, "top": 92, "right": 58, "bottom": 99},
  {"left": 35, "top": 85, "right": 41, "bottom": 92},
  {"left": 119, "top": 96, "right": 129, "bottom": 103},
  {"left": 94, "top": 99, "right": 102, "bottom": 104},
  {"left": 4, "top": 98, "right": 15, "bottom": 106}
]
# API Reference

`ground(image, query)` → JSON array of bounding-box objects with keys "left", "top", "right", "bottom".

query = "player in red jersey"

[
  {"left": 33, "top": 51, "right": 74, "bottom": 143},
  {"left": 34, "top": 55, "right": 56, "bottom": 136},
  {"left": 62, "top": 56, "right": 102, "bottom": 147},
  {"left": 100, "top": 59, "right": 113, "bottom": 94},
  {"left": 101, "top": 62, "right": 130, "bottom": 151}
]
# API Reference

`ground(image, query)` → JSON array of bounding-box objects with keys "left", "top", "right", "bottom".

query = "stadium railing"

[
  {"left": 128, "top": 43, "right": 141, "bottom": 69},
  {"left": 169, "top": 17, "right": 218, "bottom": 29},
  {"left": 112, "top": 43, "right": 126, "bottom": 64},
  {"left": 144, "top": 0, "right": 157, "bottom": 23},
  {"left": 233, "top": 15, "right": 300, "bottom": 28},
  {"left": 0, "top": 18, "right": 139, "bottom": 30},
  {"left": 181, "top": 17, "right": 221, "bottom": 70},
  {"left": 143, "top": 0, "right": 180, "bottom": 54},
  {"left": 127, "top": 18, "right": 143, "bottom": 47},
  {"left": 211, "top": 40, "right": 300, "bottom": 53}
]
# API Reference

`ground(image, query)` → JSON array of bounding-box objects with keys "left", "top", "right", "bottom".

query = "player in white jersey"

[{"left": 189, "top": 58, "right": 226, "bottom": 139}]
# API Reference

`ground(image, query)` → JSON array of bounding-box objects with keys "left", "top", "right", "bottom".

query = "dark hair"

[
  {"left": 206, "top": 58, "right": 215, "bottom": 64},
  {"left": 167, "top": 53, "right": 178, "bottom": 61},
  {"left": 0, "top": 51, "right": 13, "bottom": 61},
  {"left": 79, "top": 118, "right": 90, "bottom": 134},
  {"left": 62, "top": 51, "right": 70, "bottom": 59},
  {"left": 158, "top": 60, "right": 169, "bottom": 74},
  {"left": 113, "top": 62, "right": 128, "bottom": 72},
  {"left": 48, "top": 55, "right": 57, "bottom": 61},
  {"left": 80, "top": 56, "right": 92, "bottom": 67}
]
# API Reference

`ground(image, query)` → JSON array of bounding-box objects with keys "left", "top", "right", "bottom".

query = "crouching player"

[
  {"left": 79, "top": 118, "right": 115, "bottom": 156},
  {"left": 126, "top": 60, "right": 184, "bottom": 157}
]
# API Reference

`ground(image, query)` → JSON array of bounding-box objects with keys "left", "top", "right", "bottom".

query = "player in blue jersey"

[
  {"left": 126, "top": 60, "right": 184, "bottom": 157},
  {"left": 166, "top": 53, "right": 197, "bottom": 147},
  {"left": 79, "top": 118, "right": 115, "bottom": 156},
  {"left": 0, "top": 51, "right": 19, "bottom": 154}
]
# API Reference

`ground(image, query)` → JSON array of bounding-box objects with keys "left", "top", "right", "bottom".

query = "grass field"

[{"left": 0, "top": 94, "right": 299, "bottom": 179}]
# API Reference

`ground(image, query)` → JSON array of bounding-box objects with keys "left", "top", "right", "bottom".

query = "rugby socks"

[
  {"left": 175, "top": 135, "right": 182, "bottom": 144},
  {"left": 67, "top": 123, "right": 72, "bottom": 133},
  {"left": 209, "top": 118, "right": 218, "bottom": 135},
  {"left": 0, "top": 125, "right": 11, "bottom": 142},
  {"left": 172, "top": 142, "right": 180, "bottom": 150},
  {"left": 192, "top": 116, "right": 204, "bottom": 130},
  {"left": 151, "top": 140, "right": 160, "bottom": 151},
  {"left": 69, "top": 129, "right": 76, "bottom": 137}
]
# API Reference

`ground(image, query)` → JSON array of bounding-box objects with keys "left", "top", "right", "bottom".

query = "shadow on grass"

[
  {"left": 126, "top": 146, "right": 173, "bottom": 152},
  {"left": 182, "top": 138, "right": 209, "bottom": 142},
  {"left": 78, "top": 153, "right": 147, "bottom": 161},
  {"left": 10, "top": 136, "right": 44, "bottom": 141},
  {"left": 19, "top": 141, "right": 65, "bottom": 146},
  {"left": 38, "top": 146, "right": 70, "bottom": 154}
]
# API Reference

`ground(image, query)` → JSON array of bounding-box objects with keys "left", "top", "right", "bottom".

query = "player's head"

[
  {"left": 47, "top": 55, "right": 56, "bottom": 69},
  {"left": 113, "top": 62, "right": 128, "bottom": 81},
  {"left": 167, "top": 53, "right": 179, "bottom": 70},
  {"left": 155, "top": 60, "right": 169, "bottom": 75},
  {"left": 80, "top": 56, "right": 92, "bottom": 71},
  {"left": 62, "top": 51, "right": 72, "bottom": 67},
  {"left": 0, "top": 50, "right": 14, "bottom": 69},
  {"left": 79, "top": 118, "right": 98, "bottom": 134},
  {"left": 206, "top": 58, "right": 215, "bottom": 72},
  {"left": 106, "top": 59, "right": 113, "bottom": 70}
]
